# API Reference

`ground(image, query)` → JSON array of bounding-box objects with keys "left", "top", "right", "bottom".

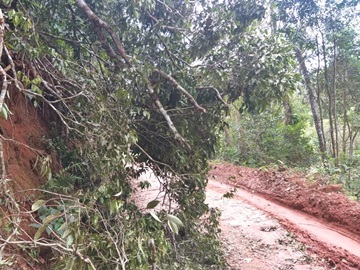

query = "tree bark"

[
  {"left": 283, "top": 96, "right": 293, "bottom": 125},
  {"left": 332, "top": 37, "right": 339, "bottom": 166},
  {"left": 315, "top": 35, "right": 326, "bottom": 151},
  {"left": 342, "top": 71, "right": 347, "bottom": 154},
  {"left": 295, "top": 49, "right": 327, "bottom": 159},
  {"left": 321, "top": 31, "right": 336, "bottom": 159}
]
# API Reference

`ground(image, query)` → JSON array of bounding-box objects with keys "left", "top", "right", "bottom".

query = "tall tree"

[
  {"left": 295, "top": 48, "right": 327, "bottom": 157},
  {"left": 274, "top": 0, "right": 360, "bottom": 164}
]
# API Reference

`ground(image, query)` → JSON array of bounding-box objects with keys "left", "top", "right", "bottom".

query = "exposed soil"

[
  {"left": 0, "top": 89, "right": 59, "bottom": 269},
  {"left": 209, "top": 162, "right": 360, "bottom": 269},
  {"left": 206, "top": 181, "right": 327, "bottom": 270},
  {"left": 0, "top": 89, "right": 60, "bottom": 199}
]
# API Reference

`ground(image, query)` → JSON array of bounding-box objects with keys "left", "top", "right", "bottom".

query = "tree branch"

[
  {"left": 75, "top": 0, "right": 131, "bottom": 67},
  {"left": 146, "top": 82, "right": 190, "bottom": 149},
  {"left": 154, "top": 69, "right": 206, "bottom": 113},
  {"left": 4, "top": 46, "right": 20, "bottom": 91},
  {"left": 145, "top": 11, "right": 187, "bottom": 32},
  {"left": 74, "top": 1, "right": 196, "bottom": 148},
  {"left": 196, "top": 86, "right": 228, "bottom": 107},
  {"left": 0, "top": 8, "right": 7, "bottom": 112}
]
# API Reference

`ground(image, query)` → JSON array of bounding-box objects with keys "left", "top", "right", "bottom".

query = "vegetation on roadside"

[
  {"left": 0, "top": 0, "right": 298, "bottom": 269},
  {"left": 0, "top": 0, "right": 359, "bottom": 269},
  {"left": 217, "top": 97, "right": 316, "bottom": 167},
  {"left": 216, "top": 0, "right": 360, "bottom": 198}
]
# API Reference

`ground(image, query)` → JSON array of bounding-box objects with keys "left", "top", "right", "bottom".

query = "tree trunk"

[
  {"left": 283, "top": 97, "right": 293, "bottom": 125},
  {"left": 295, "top": 49, "right": 327, "bottom": 160},
  {"left": 332, "top": 37, "right": 339, "bottom": 166},
  {"left": 349, "top": 129, "right": 359, "bottom": 158},
  {"left": 316, "top": 36, "right": 326, "bottom": 152},
  {"left": 321, "top": 32, "right": 336, "bottom": 159},
  {"left": 342, "top": 72, "right": 347, "bottom": 155}
]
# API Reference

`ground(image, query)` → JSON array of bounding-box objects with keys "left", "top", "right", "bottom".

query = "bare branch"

[
  {"left": 0, "top": 66, "right": 7, "bottom": 111},
  {"left": 24, "top": 89, "right": 86, "bottom": 134},
  {"left": 75, "top": 0, "right": 131, "bottom": 67},
  {"left": 154, "top": 69, "right": 206, "bottom": 113},
  {"left": 0, "top": 9, "right": 7, "bottom": 112},
  {"left": 4, "top": 46, "right": 21, "bottom": 91},
  {"left": 39, "top": 31, "right": 82, "bottom": 45},
  {"left": 93, "top": 26, "right": 125, "bottom": 67},
  {"left": 146, "top": 82, "right": 190, "bottom": 149},
  {"left": 0, "top": 237, "right": 97, "bottom": 270},
  {"left": 0, "top": 136, "right": 5, "bottom": 183},
  {"left": 196, "top": 86, "right": 229, "bottom": 107},
  {"left": 145, "top": 11, "right": 187, "bottom": 32},
  {"left": 0, "top": 135, "right": 46, "bottom": 156},
  {"left": 0, "top": 9, "right": 3, "bottom": 56},
  {"left": 134, "top": 142, "right": 178, "bottom": 174}
]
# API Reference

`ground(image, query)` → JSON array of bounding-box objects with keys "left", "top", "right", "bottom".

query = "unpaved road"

[
  {"left": 206, "top": 179, "right": 360, "bottom": 269},
  {"left": 134, "top": 165, "right": 360, "bottom": 269}
]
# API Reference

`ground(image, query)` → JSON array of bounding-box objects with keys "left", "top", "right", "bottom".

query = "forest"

[{"left": 0, "top": 0, "right": 359, "bottom": 269}]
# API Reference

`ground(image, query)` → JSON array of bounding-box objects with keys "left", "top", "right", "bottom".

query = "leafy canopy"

[{"left": 0, "top": 0, "right": 299, "bottom": 269}]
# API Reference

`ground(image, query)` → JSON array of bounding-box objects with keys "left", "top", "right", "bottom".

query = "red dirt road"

[{"left": 209, "top": 163, "right": 360, "bottom": 269}]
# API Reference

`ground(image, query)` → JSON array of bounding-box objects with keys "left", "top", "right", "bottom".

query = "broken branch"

[
  {"left": 146, "top": 82, "right": 190, "bottom": 149},
  {"left": 196, "top": 86, "right": 228, "bottom": 107},
  {"left": 154, "top": 69, "right": 206, "bottom": 113},
  {"left": 75, "top": 0, "right": 131, "bottom": 66}
]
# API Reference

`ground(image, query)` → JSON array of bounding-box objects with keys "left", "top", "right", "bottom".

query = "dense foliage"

[
  {"left": 218, "top": 99, "right": 315, "bottom": 167},
  {"left": 221, "top": 0, "right": 360, "bottom": 196},
  {"left": 0, "top": 0, "right": 301, "bottom": 269},
  {"left": 0, "top": 0, "right": 359, "bottom": 268}
]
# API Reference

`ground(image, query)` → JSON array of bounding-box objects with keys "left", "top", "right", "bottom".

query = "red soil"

[
  {"left": 0, "top": 89, "right": 60, "bottom": 198},
  {"left": 0, "top": 89, "right": 59, "bottom": 269},
  {"left": 210, "top": 162, "right": 360, "bottom": 269}
]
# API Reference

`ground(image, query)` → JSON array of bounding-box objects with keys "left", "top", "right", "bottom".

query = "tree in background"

[
  {"left": 219, "top": 96, "right": 315, "bottom": 167},
  {"left": 273, "top": 0, "right": 360, "bottom": 164}
]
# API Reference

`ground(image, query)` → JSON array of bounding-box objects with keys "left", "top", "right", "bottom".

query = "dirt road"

[
  {"left": 206, "top": 179, "right": 360, "bottom": 269},
  {"left": 209, "top": 163, "right": 360, "bottom": 269},
  {"left": 134, "top": 164, "right": 360, "bottom": 269}
]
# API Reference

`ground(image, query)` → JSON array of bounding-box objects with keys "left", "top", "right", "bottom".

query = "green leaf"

[
  {"left": 42, "top": 214, "right": 60, "bottom": 225},
  {"left": 149, "top": 211, "right": 161, "bottom": 223},
  {"left": 168, "top": 219, "right": 179, "bottom": 234},
  {"left": 31, "top": 200, "right": 46, "bottom": 211},
  {"left": 14, "top": 15, "right": 20, "bottom": 27},
  {"left": 8, "top": 10, "right": 15, "bottom": 18},
  {"left": 57, "top": 222, "right": 68, "bottom": 233},
  {"left": 167, "top": 214, "right": 184, "bottom": 227},
  {"left": 66, "top": 234, "right": 74, "bottom": 247},
  {"left": 32, "top": 77, "right": 42, "bottom": 85},
  {"left": 146, "top": 200, "right": 160, "bottom": 209},
  {"left": 34, "top": 224, "right": 48, "bottom": 240},
  {"left": 0, "top": 106, "right": 8, "bottom": 120},
  {"left": 62, "top": 229, "right": 72, "bottom": 239}
]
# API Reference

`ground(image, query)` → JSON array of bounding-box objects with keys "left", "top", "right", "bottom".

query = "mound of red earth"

[
  {"left": 209, "top": 162, "right": 360, "bottom": 240},
  {"left": 0, "top": 89, "right": 60, "bottom": 270}
]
